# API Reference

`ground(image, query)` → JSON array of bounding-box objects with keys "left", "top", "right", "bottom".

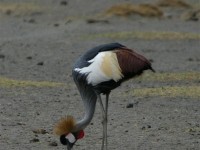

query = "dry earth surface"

[{"left": 0, "top": 0, "right": 200, "bottom": 150}]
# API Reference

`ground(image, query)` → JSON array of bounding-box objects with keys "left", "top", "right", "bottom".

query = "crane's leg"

[
  {"left": 97, "top": 93, "right": 110, "bottom": 150},
  {"left": 97, "top": 94, "right": 105, "bottom": 150},
  {"left": 104, "top": 93, "right": 109, "bottom": 150}
]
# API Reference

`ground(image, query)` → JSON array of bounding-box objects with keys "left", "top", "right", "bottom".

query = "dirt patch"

[
  {"left": 105, "top": 3, "right": 163, "bottom": 17},
  {"left": 156, "top": 0, "right": 192, "bottom": 8}
]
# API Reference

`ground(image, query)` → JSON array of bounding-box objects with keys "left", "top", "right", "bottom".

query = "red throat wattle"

[{"left": 77, "top": 130, "right": 84, "bottom": 139}]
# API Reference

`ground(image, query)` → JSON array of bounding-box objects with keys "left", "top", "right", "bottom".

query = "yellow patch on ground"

[
  {"left": 83, "top": 31, "right": 200, "bottom": 40},
  {"left": 156, "top": 0, "right": 192, "bottom": 8},
  {"left": 130, "top": 86, "right": 200, "bottom": 98},
  {"left": 101, "top": 52, "right": 123, "bottom": 81},
  {"left": 137, "top": 72, "right": 200, "bottom": 82},
  {"left": 0, "top": 2, "right": 44, "bottom": 16},
  {"left": 105, "top": 3, "right": 163, "bottom": 17},
  {"left": 0, "top": 77, "right": 64, "bottom": 88}
]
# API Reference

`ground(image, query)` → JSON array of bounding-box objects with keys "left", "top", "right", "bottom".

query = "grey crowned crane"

[{"left": 54, "top": 43, "right": 155, "bottom": 150}]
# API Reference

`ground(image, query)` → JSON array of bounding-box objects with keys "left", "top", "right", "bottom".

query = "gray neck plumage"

[{"left": 73, "top": 83, "right": 97, "bottom": 132}]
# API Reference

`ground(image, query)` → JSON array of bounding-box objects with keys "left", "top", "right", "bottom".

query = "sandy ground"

[{"left": 0, "top": 0, "right": 200, "bottom": 150}]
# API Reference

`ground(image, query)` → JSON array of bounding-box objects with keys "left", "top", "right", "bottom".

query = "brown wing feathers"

[{"left": 115, "top": 48, "right": 154, "bottom": 78}]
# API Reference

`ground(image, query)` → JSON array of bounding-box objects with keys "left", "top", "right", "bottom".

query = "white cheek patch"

[{"left": 65, "top": 133, "right": 76, "bottom": 143}]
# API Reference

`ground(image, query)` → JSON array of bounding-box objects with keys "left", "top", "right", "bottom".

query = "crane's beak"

[
  {"left": 60, "top": 133, "right": 76, "bottom": 150},
  {"left": 66, "top": 141, "right": 74, "bottom": 150}
]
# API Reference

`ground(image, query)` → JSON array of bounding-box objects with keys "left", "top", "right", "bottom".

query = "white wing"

[{"left": 74, "top": 51, "right": 124, "bottom": 85}]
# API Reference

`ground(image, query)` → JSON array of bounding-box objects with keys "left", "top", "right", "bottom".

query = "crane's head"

[{"left": 54, "top": 116, "right": 84, "bottom": 150}]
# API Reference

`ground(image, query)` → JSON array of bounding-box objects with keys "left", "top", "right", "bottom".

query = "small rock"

[
  {"left": 187, "top": 58, "right": 193, "bottom": 61},
  {"left": 30, "top": 138, "right": 39, "bottom": 143},
  {"left": 147, "top": 125, "right": 151, "bottom": 128},
  {"left": 17, "top": 122, "right": 26, "bottom": 126},
  {"left": 0, "top": 54, "right": 5, "bottom": 59},
  {"left": 37, "top": 61, "right": 44, "bottom": 66},
  {"left": 86, "top": 19, "right": 109, "bottom": 24},
  {"left": 5, "top": 9, "right": 12, "bottom": 15},
  {"left": 26, "top": 56, "right": 32, "bottom": 60},
  {"left": 54, "top": 23, "right": 59, "bottom": 27},
  {"left": 32, "top": 129, "right": 48, "bottom": 134},
  {"left": 49, "top": 141, "right": 58, "bottom": 146},
  {"left": 126, "top": 101, "right": 138, "bottom": 108},
  {"left": 60, "top": 1, "right": 68, "bottom": 5},
  {"left": 126, "top": 103, "right": 134, "bottom": 108},
  {"left": 28, "top": 18, "right": 36, "bottom": 23},
  {"left": 24, "top": 18, "right": 36, "bottom": 23},
  {"left": 141, "top": 125, "right": 151, "bottom": 130},
  {"left": 35, "top": 134, "right": 38, "bottom": 137}
]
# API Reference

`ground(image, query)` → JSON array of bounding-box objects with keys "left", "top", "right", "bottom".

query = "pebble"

[
  {"left": 32, "top": 129, "right": 48, "bottom": 134},
  {"left": 30, "top": 138, "right": 39, "bottom": 143},
  {"left": 126, "top": 103, "right": 133, "bottom": 108},
  {"left": 37, "top": 61, "right": 44, "bottom": 66},
  {"left": 17, "top": 122, "right": 26, "bottom": 126},
  {"left": 60, "top": 1, "right": 68, "bottom": 5},
  {"left": 54, "top": 23, "right": 59, "bottom": 27},
  {"left": 49, "top": 141, "right": 58, "bottom": 146},
  {"left": 126, "top": 101, "right": 139, "bottom": 108},
  {"left": 0, "top": 54, "right": 5, "bottom": 59},
  {"left": 86, "top": 19, "right": 109, "bottom": 24},
  {"left": 141, "top": 125, "right": 151, "bottom": 130},
  {"left": 26, "top": 56, "right": 32, "bottom": 60}
]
